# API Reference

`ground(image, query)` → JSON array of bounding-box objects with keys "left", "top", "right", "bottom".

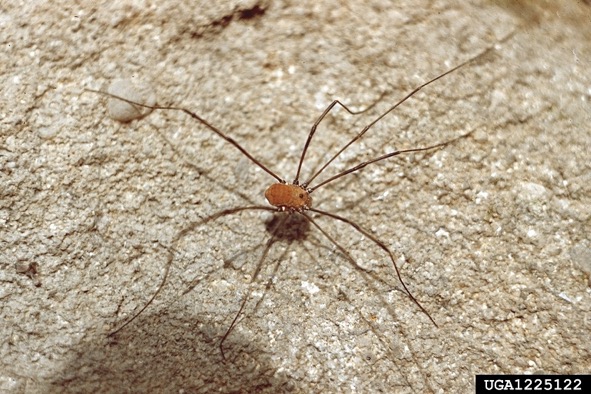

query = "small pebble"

[
  {"left": 569, "top": 241, "right": 591, "bottom": 286},
  {"left": 106, "top": 79, "right": 156, "bottom": 122}
]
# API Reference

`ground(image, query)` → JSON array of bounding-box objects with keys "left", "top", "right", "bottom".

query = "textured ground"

[{"left": 1, "top": 0, "right": 590, "bottom": 393}]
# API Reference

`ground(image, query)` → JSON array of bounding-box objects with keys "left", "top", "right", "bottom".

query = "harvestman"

[{"left": 87, "top": 48, "right": 489, "bottom": 359}]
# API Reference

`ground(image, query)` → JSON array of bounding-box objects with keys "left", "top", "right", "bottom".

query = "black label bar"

[{"left": 476, "top": 375, "right": 590, "bottom": 394}]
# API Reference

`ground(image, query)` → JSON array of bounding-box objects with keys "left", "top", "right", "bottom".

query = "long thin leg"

[
  {"left": 303, "top": 48, "right": 492, "bottom": 187},
  {"left": 294, "top": 93, "right": 386, "bottom": 185},
  {"left": 309, "top": 129, "right": 475, "bottom": 192},
  {"left": 219, "top": 214, "right": 289, "bottom": 360},
  {"left": 108, "top": 205, "right": 275, "bottom": 337},
  {"left": 84, "top": 89, "right": 284, "bottom": 183},
  {"left": 303, "top": 209, "right": 438, "bottom": 327}
]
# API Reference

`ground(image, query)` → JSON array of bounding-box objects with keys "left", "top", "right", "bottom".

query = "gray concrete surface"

[{"left": 1, "top": 0, "right": 590, "bottom": 393}]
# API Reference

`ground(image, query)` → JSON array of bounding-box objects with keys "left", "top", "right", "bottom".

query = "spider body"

[{"left": 264, "top": 183, "right": 312, "bottom": 212}]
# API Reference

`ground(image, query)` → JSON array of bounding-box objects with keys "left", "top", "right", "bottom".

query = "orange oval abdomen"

[{"left": 264, "top": 183, "right": 312, "bottom": 211}]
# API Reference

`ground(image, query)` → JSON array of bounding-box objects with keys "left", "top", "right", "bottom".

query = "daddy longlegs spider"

[{"left": 87, "top": 47, "right": 490, "bottom": 360}]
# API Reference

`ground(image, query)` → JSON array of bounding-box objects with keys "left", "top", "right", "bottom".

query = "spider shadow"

[
  {"left": 51, "top": 295, "right": 299, "bottom": 393},
  {"left": 206, "top": 210, "right": 314, "bottom": 358}
]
